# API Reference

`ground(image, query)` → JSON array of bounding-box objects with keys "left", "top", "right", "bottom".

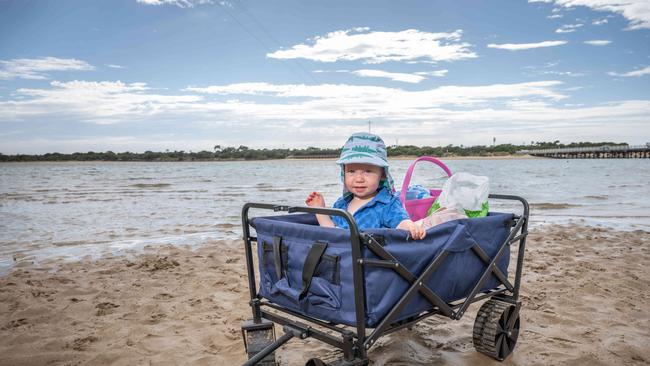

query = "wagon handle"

[
  {"left": 487, "top": 194, "right": 529, "bottom": 220},
  {"left": 400, "top": 156, "right": 452, "bottom": 203}
]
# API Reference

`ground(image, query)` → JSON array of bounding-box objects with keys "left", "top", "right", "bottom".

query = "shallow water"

[{"left": 1, "top": 158, "right": 649, "bottom": 274}]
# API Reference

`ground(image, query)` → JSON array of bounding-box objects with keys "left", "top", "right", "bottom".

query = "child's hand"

[
  {"left": 305, "top": 191, "right": 326, "bottom": 208},
  {"left": 398, "top": 220, "right": 426, "bottom": 240}
]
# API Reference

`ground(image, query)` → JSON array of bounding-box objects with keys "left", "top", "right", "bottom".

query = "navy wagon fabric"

[{"left": 251, "top": 212, "right": 513, "bottom": 327}]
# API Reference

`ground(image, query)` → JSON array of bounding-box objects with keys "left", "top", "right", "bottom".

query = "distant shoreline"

[
  {"left": 1, "top": 142, "right": 629, "bottom": 162},
  {"left": 0, "top": 154, "right": 541, "bottom": 163},
  {"left": 288, "top": 154, "right": 542, "bottom": 161}
]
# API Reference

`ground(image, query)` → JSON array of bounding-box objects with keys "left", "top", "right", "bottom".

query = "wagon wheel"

[
  {"left": 472, "top": 299, "right": 520, "bottom": 361},
  {"left": 305, "top": 359, "right": 328, "bottom": 366},
  {"left": 305, "top": 358, "right": 369, "bottom": 366}
]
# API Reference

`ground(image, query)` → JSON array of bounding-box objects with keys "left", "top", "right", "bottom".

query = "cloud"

[
  {"left": 487, "top": 40, "right": 567, "bottom": 51},
  {"left": 3, "top": 80, "right": 202, "bottom": 124},
  {"left": 524, "top": 61, "right": 586, "bottom": 77},
  {"left": 555, "top": 23, "right": 584, "bottom": 33},
  {"left": 548, "top": 13, "right": 564, "bottom": 18},
  {"left": 0, "top": 57, "right": 94, "bottom": 80},
  {"left": 2, "top": 79, "right": 649, "bottom": 152},
  {"left": 184, "top": 80, "right": 568, "bottom": 103},
  {"left": 136, "top": 0, "right": 217, "bottom": 7},
  {"left": 266, "top": 28, "right": 477, "bottom": 64},
  {"left": 608, "top": 65, "right": 650, "bottom": 77},
  {"left": 313, "top": 68, "right": 448, "bottom": 82},
  {"left": 415, "top": 70, "right": 449, "bottom": 77},
  {"left": 106, "top": 64, "right": 124, "bottom": 69},
  {"left": 5, "top": 80, "right": 568, "bottom": 127},
  {"left": 350, "top": 69, "right": 425, "bottom": 83},
  {"left": 529, "top": 0, "right": 650, "bottom": 30},
  {"left": 584, "top": 39, "right": 612, "bottom": 45},
  {"left": 540, "top": 70, "right": 585, "bottom": 77},
  {"left": 592, "top": 18, "right": 609, "bottom": 25}
]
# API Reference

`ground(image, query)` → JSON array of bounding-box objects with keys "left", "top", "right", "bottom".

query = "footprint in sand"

[
  {"left": 153, "top": 293, "right": 174, "bottom": 300},
  {"left": 148, "top": 313, "right": 166, "bottom": 324},
  {"left": 30, "top": 289, "right": 57, "bottom": 298},
  {"left": 187, "top": 298, "right": 202, "bottom": 307},
  {"left": 137, "top": 257, "right": 180, "bottom": 272},
  {"left": 2, "top": 318, "right": 28, "bottom": 330},
  {"left": 69, "top": 335, "right": 99, "bottom": 351},
  {"left": 95, "top": 302, "right": 120, "bottom": 316}
]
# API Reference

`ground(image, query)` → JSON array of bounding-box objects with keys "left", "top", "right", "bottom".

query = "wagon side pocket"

[
  {"left": 260, "top": 237, "right": 289, "bottom": 292},
  {"left": 263, "top": 239, "right": 341, "bottom": 310},
  {"left": 305, "top": 254, "right": 342, "bottom": 310},
  {"left": 299, "top": 242, "right": 342, "bottom": 310}
]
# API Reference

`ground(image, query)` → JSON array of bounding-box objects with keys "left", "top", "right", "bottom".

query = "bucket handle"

[{"left": 400, "top": 156, "right": 452, "bottom": 203}]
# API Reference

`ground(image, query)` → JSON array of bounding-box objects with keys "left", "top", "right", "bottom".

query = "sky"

[{"left": 0, "top": 0, "right": 649, "bottom": 154}]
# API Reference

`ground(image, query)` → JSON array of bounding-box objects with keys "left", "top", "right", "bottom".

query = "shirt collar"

[
  {"left": 339, "top": 186, "right": 392, "bottom": 207},
  {"left": 372, "top": 187, "right": 393, "bottom": 204}
]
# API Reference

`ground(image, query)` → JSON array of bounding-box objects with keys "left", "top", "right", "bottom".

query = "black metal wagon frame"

[{"left": 240, "top": 194, "right": 529, "bottom": 366}]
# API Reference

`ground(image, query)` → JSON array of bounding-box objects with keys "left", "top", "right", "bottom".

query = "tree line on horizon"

[{"left": 0, "top": 141, "right": 629, "bottom": 162}]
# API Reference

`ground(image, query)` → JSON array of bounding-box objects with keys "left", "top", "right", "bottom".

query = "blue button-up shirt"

[{"left": 331, "top": 187, "right": 410, "bottom": 230}]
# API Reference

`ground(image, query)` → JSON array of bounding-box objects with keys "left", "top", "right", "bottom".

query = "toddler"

[{"left": 305, "top": 132, "right": 425, "bottom": 240}]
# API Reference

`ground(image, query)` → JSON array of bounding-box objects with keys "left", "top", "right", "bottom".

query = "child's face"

[{"left": 343, "top": 163, "right": 384, "bottom": 199}]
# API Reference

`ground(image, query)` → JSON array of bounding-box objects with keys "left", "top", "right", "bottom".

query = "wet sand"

[{"left": 1, "top": 225, "right": 649, "bottom": 365}]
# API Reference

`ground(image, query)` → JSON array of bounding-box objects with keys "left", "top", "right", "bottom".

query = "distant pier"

[{"left": 519, "top": 144, "right": 650, "bottom": 159}]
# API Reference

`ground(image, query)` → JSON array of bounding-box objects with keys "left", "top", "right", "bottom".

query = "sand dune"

[{"left": 1, "top": 225, "right": 649, "bottom": 365}]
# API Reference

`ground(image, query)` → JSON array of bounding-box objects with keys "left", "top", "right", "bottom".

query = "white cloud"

[
  {"left": 592, "top": 18, "right": 609, "bottom": 25},
  {"left": 350, "top": 69, "right": 425, "bottom": 83},
  {"left": 524, "top": 61, "right": 586, "bottom": 77},
  {"left": 4, "top": 80, "right": 568, "bottom": 127},
  {"left": 136, "top": 0, "right": 217, "bottom": 7},
  {"left": 267, "top": 28, "right": 477, "bottom": 64},
  {"left": 584, "top": 39, "right": 612, "bottom": 45},
  {"left": 184, "top": 82, "right": 306, "bottom": 96},
  {"left": 106, "top": 64, "right": 124, "bottom": 69},
  {"left": 313, "top": 68, "right": 448, "bottom": 82},
  {"left": 0, "top": 57, "right": 94, "bottom": 80},
  {"left": 415, "top": 70, "right": 449, "bottom": 77},
  {"left": 608, "top": 65, "right": 650, "bottom": 77},
  {"left": 487, "top": 40, "right": 567, "bottom": 51},
  {"left": 555, "top": 23, "right": 584, "bottom": 33},
  {"left": 535, "top": 70, "right": 586, "bottom": 77},
  {"left": 184, "top": 80, "right": 568, "bottom": 104},
  {"left": 548, "top": 13, "right": 564, "bottom": 18},
  {"left": 2, "top": 79, "right": 649, "bottom": 151},
  {"left": 530, "top": 0, "right": 650, "bottom": 30},
  {"left": 3, "top": 80, "right": 202, "bottom": 124}
]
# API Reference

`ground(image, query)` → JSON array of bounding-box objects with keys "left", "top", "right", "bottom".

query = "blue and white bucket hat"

[{"left": 336, "top": 132, "right": 395, "bottom": 196}]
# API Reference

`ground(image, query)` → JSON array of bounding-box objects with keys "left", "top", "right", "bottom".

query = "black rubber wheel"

[
  {"left": 306, "top": 358, "right": 370, "bottom": 366},
  {"left": 305, "top": 359, "right": 328, "bottom": 366},
  {"left": 473, "top": 299, "right": 520, "bottom": 361}
]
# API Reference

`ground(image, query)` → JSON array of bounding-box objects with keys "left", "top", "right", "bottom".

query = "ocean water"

[{"left": 1, "top": 159, "right": 649, "bottom": 274}]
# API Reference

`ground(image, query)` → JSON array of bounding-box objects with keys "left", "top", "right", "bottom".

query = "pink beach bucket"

[{"left": 399, "top": 156, "right": 453, "bottom": 221}]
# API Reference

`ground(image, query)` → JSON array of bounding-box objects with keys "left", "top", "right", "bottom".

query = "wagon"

[{"left": 239, "top": 193, "right": 529, "bottom": 366}]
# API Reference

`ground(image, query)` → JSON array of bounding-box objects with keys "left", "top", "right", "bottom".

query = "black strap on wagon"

[
  {"left": 273, "top": 236, "right": 283, "bottom": 280},
  {"left": 300, "top": 242, "right": 328, "bottom": 299}
]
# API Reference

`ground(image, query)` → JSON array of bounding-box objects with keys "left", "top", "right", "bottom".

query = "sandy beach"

[{"left": 1, "top": 224, "right": 649, "bottom": 366}]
